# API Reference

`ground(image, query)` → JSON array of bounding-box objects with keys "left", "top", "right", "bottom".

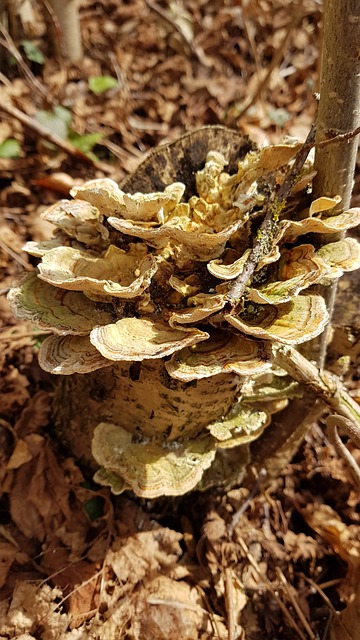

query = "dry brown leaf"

[
  {"left": 0, "top": 541, "right": 28, "bottom": 590},
  {"left": 8, "top": 438, "right": 89, "bottom": 547},
  {"left": 331, "top": 578, "right": 360, "bottom": 640}
]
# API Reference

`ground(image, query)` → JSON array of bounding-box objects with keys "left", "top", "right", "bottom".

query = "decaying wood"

[{"left": 226, "top": 124, "right": 315, "bottom": 305}]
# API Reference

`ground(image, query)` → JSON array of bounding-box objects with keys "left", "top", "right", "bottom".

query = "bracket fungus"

[{"left": 9, "top": 125, "right": 360, "bottom": 498}]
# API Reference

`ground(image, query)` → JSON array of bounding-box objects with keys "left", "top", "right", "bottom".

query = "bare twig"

[
  {"left": 326, "top": 415, "right": 360, "bottom": 486},
  {"left": 276, "top": 567, "right": 317, "bottom": 640},
  {"left": 228, "top": 468, "right": 266, "bottom": 535},
  {"left": 0, "top": 101, "right": 112, "bottom": 173},
  {"left": 224, "top": 568, "right": 236, "bottom": 640},
  {"left": 274, "top": 346, "right": 360, "bottom": 436},
  {"left": 0, "top": 240, "right": 31, "bottom": 270},
  {"left": 0, "top": 24, "right": 48, "bottom": 100},
  {"left": 226, "top": 123, "right": 316, "bottom": 305},
  {"left": 40, "top": 0, "right": 66, "bottom": 64},
  {"left": 314, "top": 125, "right": 360, "bottom": 149},
  {"left": 236, "top": 536, "right": 308, "bottom": 640}
]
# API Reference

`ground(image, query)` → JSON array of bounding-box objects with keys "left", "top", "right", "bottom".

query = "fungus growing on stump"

[{"left": 9, "top": 126, "right": 360, "bottom": 497}]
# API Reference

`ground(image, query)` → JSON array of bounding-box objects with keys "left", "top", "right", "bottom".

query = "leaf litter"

[{"left": 0, "top": 0, "right": 360, "bottom": 638}]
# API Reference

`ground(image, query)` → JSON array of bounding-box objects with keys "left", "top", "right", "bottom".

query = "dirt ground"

[{"left": 0, "top": 1, "right": 360, "bottom": 638}]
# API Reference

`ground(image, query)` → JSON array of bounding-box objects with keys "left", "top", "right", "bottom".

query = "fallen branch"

[
  {"left": 274, "top": 346, "right": 360, "bottom": 438},
  {"left": 0, "top": 101, "right": 112, "bottom": 173},
  {"left": 226, "top": 123, "right": 316, "bottom": 305}
]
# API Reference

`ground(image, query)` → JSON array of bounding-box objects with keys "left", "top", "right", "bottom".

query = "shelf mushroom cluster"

[{"left": 9, "top": 137, "right": 360, "bottom": 497}]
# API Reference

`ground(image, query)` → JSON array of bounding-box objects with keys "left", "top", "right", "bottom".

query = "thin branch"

[
  {"left": 0, "top": 24, "right": 48, "bottom": 100},
  {"left": 0, "top": 101, "right": 112, "bottom": 173},
  {"left": 326, "top": 415, "right": 360, "bottom": 486},
  {"left": 224, "top": 568, "right": 236, "bottom": 640},
  {"left": 313, "top": 125, "right": 360, "bottom": 149},
  {"left": 235, "top": 537, "right": 308, "bottom": 640},
  {"left": 274, "top": 346, "right": 360, "bottom": 435},
  {"left": 276, "top": 567, "right": 317, "bottom": 640},
  {"left": 226, "top": 123, "right": 316, "bottom": 305}
]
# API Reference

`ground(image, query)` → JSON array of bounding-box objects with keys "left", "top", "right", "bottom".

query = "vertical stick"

[
  {"left": 48, "top": 0, "right": 83, "bottom": 63},
  {"left": 311, "top": 0, "right": 360, "bottom": 366},
  {"left": 245, "top": 2, "right": 360, "bottom": 479},
  {"left": 313, "top": 0, "right": 360, "bottom": 208}
]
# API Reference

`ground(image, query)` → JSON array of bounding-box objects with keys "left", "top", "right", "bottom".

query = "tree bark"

[
  {"left": 48, "top": 0, "right": 83, "bottom": 63},
  {"left": 313, "top": 0, "right": 360, "bottom": 208},
  {"left": 309, "top": 0, "right": 360, "bottom": 366}
]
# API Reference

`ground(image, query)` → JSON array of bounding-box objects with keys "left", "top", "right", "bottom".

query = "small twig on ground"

[
  {"left": 40, "top": 0, "right": 66, "bottom": 64},
  {"left": 276, "top": 567, "right": 317, "bottom": 640},
  {"left": 326, "top": 415, "right": 360, "bottom": 486},
  {"left": 228, "top": 468, "right": 266, "bottom": 535},
  {"left": 224, "top": 567, "right": 236, "bottom": 640},
  {"left": 236, "top": 536, "right": 308, "bottom": 640},
  {"left": 0, "top": 240, "right": 31, "bottom": 270},
  {"left": 0, "top": 102, "right": 113, "bottom": 173},
  {"left": 0, "top": 24, "right": 48, "bottom": 100},
  {"left": 226, "top": 123, "right": 316, "bottom": 305}
]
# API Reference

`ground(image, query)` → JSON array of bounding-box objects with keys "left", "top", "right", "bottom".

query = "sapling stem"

[{"left": 310, "top": 0, "right": 360, "bottom": 366}]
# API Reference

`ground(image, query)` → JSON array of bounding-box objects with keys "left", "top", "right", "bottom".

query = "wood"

[{"left": 310, "top": 0, "right": 360, "bottom": 365}]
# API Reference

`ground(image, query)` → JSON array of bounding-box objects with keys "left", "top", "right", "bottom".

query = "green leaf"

[
  {"left": 69, "top": 131, "right": 103, "bottom": 154},
  {"left": 83, "top": 496, "right": 104, "bottom": 521},
  {"left": 88, "top": 75, "right": 118, "bottom": 94},
  {"left": 35, "top": 106, "right": 72, "bottom": 139},
  {"left": 268, "top": 108, "right": 291, "bottom": 128},
  {"left": 21, "top": 39, "right": 45, "bottom": 64},
  {"left": 0, "top": 138, "right": 21, "bottom": 158},
  {"left": 53, "top": 105, "right": 72, "bottom": 126}
]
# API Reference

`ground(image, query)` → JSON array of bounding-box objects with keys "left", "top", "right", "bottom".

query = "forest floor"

[{"left": 0, "top": 1, "right": 360, "bottom": 638}]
